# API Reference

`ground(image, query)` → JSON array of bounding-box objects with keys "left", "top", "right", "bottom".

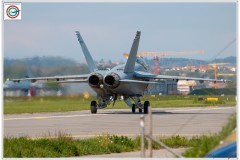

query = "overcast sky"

[{"left": 4, "top": 3, "right": 236, "bottom": 63}]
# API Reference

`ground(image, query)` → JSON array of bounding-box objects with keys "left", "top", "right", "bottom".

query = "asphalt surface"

[{"left": 4, "top": 106, "right": 236, "bottom": 139}]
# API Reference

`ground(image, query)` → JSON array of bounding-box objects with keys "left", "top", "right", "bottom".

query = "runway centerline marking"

[{"left": 4, "top": 114, "right": 109, "bottom": 121}]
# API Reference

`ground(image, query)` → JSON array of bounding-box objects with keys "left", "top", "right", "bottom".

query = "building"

[
  {"left": 146, "top": 80, "right": 177, "bottom": 95},
  {"left": 177, "top": 80, "right": 196, "bottom": 95}
]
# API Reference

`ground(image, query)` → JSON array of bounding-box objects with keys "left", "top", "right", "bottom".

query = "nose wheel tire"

[
  {"left": 144, "top": 101, "right": 150, "bottom": 114},
  {"left": 132, "top": 104, "right": 136, "bottom": 113},
  {"left": 139, "top": 108, "right": 142, "bottom": 113},
  {"left": 91, "top": 101, "right": 97, "bottom": 114}
]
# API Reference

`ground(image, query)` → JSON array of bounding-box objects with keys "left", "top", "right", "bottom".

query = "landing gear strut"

[{"left": 90, "top": 101, "right": 97, "bottom": 114}]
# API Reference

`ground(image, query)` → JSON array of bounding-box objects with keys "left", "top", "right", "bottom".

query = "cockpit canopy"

[{"left": 136, "top": 56, "right": 148, "bottom": 70}]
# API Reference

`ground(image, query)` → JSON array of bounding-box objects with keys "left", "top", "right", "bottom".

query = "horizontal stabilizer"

[{"left": 124, "top": 31, "right": 141, "bottom": 73}]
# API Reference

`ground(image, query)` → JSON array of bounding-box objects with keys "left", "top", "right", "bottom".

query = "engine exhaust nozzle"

[
  {"left": 104, "top": 72, "right": 120, "bottom": 89},
  {"left": 88, "top": 72, "right": 103, "bottom": 88}
]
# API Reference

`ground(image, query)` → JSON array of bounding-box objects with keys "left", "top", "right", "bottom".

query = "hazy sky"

[{"left": 4, "top": 3, "right": 236, "bottom": 63}]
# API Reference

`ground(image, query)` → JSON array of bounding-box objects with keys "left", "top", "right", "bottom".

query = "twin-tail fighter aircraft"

[{"left": 13, "top": 31, "right": 229, "bottom": 114}]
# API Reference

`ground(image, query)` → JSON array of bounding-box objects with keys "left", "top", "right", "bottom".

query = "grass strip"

[
  {"left": 4, "top": 135, "right": 141, "bottom": 157},
  {"left": 182, "top": 113, "right": 236, "bottom": 157},
  {"left": 4, "top": 134, "right": 196, "bottom": 158},
  {"left": 4, "top": 113, "right": 236, "bottom": 158},
  {"left": 4, "top": 95, "right": 236, "bottom": 114}
]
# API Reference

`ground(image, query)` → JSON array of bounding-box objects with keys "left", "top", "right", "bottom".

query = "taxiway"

[{"left": 4, "top": 106, "right": 236, "bottom": 139}]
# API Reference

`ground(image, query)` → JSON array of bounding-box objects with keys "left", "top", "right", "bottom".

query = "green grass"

[
  {"left": 190, "top": 88, "right": 236, "bottom": 95},
  {"left": 4, "top": 134, "right": 140, "bottom": 157},
  {"left": 4, "top": 114, "right": 236, "bottom": 158},
  {"left": 4, "top": 96, "right": 93, "bottom": 114},
  {"left": 4, "top": 95, "right": 236, "bottom": 114},
  {"left": 183, "top": 113, "right": 236, "bottom": 157},
  {"left": 3, "top": 134, "right": 193, "bottom": 158}
]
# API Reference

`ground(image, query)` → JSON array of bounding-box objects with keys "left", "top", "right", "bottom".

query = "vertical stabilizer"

[
  {"left": 75, "top": 31, "right": 97, "bottom": 72},
  {"left": 124, "top": 31, "right": 141, "bottom": 73}
]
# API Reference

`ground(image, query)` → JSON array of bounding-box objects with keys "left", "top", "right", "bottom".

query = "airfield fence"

[{"left": 140, "top": 107, "right": 184, "bottom": 158}]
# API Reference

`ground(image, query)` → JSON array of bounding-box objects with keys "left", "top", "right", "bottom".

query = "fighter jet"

[{"left": 13, "top": 31, "right": 229, "bottom": 114}]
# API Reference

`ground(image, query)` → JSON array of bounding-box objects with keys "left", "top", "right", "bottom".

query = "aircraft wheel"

[
  {"left": 132, "top": 104, "right": 136, "bottom": 113},
  {"left": 139, "top": 108, "right": 142, "bottom": 113},
  {"left": 144, "top": 101, "right": 150, "bottom": 114},
  {"left": 90, "top": 101, "right": 97, "bottom": 114}
]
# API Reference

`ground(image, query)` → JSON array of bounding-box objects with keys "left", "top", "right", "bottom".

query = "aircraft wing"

[
  {"left": 53, "top": 79, "right": 88, "bottom": 83},
  {"left": 12, "top": 74, "right": 89, "bottom": 83},
  {"left": 134, "top": 71, "right": 229, "bottom": 83},
  {"left": 120, "top": 79, "right": 161, "bottom": 84}
]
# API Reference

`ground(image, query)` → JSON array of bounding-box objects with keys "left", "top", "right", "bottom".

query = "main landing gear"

[
  {"left": 90, "top": 98, "right": 150, "bottom": 114},
  {"left": 144, "top": 101, "right": 150, "bottom": 114},
  {"left": 91, "top": 101, "right": 97, "bottom": 114},
  {"left": 132, "top": 104, "right": 136, "bottom": 113},
  {"left": 131, "top": 101, "right": 150, "bottom": 114}
]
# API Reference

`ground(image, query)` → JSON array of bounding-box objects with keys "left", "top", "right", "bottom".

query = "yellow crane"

[
  {"left": 208, "top": 63, "right": 229, "bottom": 80},
  {"left": 217, "top": 73, "right": 235, "bottom": 76},
  {"left": 208, "top": 38, "right": 236, "bottom": 88},
  {"left": 208, "top": 63, "right": 234, "bottom": 88}
]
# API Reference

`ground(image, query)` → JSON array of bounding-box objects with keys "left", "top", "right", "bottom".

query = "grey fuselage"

[{"left": 88, "top": 63, "right": 149, "bottom": 97}]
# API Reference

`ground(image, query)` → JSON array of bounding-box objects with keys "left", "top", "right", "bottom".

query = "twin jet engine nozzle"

[{"left": 88, "top": 72, "right": 120, "bottom": 89}]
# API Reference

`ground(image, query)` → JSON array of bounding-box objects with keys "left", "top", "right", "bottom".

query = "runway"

[{"left": 4, "top": 106, "right": 236, "bottom": 139}]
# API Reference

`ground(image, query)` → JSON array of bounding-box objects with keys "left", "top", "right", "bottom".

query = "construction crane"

[
  {"left": 123, "top": 50, "right": 204, "bottom": 57},
  {"left": 217, "top": 73, "right": 235, "bottom": 76},
  {"left": 123, "top": 50, "right": 204, "bottom": 74},
  {"left": 153, "top": 56, "right": 159, "bottom": 74},
  {"left": 208, "top": 63, "right": 229, "bottom": 80},
  {"left": 208, "top": 38, "right": 236, "bottom": 88},
  {"left": 208, "top": 63, "right": 234, "bottom": 88}
]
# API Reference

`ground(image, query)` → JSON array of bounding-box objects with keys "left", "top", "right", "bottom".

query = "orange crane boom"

[
  {"left": 123, "top": 50, "right": 204, "bottom": 57},
  {"left": 123, "top": 50, "right": 204, "bottom": 75}
]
